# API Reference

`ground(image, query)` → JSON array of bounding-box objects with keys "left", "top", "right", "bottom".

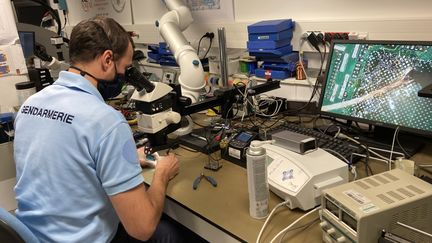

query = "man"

[{"left": 14, "top": 17, "right": 180, "bottom": 242}]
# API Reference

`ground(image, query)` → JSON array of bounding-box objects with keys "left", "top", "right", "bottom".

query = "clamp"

[{"left": 193, "top": 173, "right": 217, "bottom": 190}]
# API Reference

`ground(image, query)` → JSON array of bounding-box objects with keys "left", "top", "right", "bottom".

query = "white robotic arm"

[
  {"left": 131, "top": 0, "right": 206, "bottom": 148},
  {"left": 157, "top": 0, "right": 205, "bottom": 103}
]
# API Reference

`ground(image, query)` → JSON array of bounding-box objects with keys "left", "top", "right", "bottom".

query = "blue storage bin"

[
  {"left": 255, "top": 68, "right": 292, "bottom": 80},
  {"left": 248, "top": 29, "right": 293, "bottom": 41},
  {"left": 247, "top": 38, "right": 292, "bottom": 50},
  {"left": 263, "top": 52, "right": 298, "bottom": 62},
  {"left": 148, "top": 44, "right": 159, "bottom": 52},
  {"left": 262, "top": 62, "right": 296, "bottom": 72},
  {"left": 248, "top": 19, "right": 294, "bottom": 34},
  {"left": 147, "top": 52, "right": 161, "bottom": 61},
  {"left": 159, "top": 42, "right": 172, "bottom": 55},
  {"left": 249, "top": 45, "right": 293, "bottom": 58}
]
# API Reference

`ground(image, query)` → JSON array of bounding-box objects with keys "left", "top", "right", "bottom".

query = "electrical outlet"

[
  {"left": 324, "top": 32, "right": 349, "bottom": 42},
  {"left": 348, "top": 32, "right": 368, "bottom": 40},
  {"left": 161, "top": 70, "right": 177, "bottom": 84}
]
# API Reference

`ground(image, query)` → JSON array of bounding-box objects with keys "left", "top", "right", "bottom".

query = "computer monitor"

[
  {"left": 18, "top": 31, "right": 35, "bottom": 59},
  {"left": 319, "top": 40, "right": 432, "bottom": 138}
]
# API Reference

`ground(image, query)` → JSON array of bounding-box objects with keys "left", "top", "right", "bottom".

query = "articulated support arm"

[{"left": 157, "top": 0, "right": 205, "bottom": 103}]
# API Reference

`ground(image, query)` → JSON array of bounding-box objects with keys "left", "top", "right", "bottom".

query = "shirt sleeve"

[{"left": 94, "top": 122, "right": 144, "bottom": 196}]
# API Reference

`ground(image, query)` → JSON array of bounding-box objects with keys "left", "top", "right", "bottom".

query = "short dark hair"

[{"left": 69, "top": 17, "right": 130, "bottom": 64}]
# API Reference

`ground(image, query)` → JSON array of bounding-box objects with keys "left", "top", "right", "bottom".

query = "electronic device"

[
  {"left": 262, "top": 143, "right": 348, "bottom": 211},
  {"left": 222, "top": 130, "right": 258, "bottom": 167},
  {"left": 270, "top": 123, "right": 364, "bottom": 162},
  {"left": 272, "top": 130, "right": 316, "bottom": 154},
  {"left": 319, "top": 40, "right": 432, "bottom": 149},
  {"left": 320, "top": 169, "right": 432, "bottom": 243},
  {"left": 18, "top": 31, "right": 35, "bottom": 59}
]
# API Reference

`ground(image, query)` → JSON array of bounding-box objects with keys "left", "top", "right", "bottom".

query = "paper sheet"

[
  {"left": 0, "top": 45, "right": 28, "bottom": 76},
  {"left": 0, "top": 0, "right": 19, "bottom": 45},
  {"left": 186, "top": 0, "right": 234, "bottom": 23}
]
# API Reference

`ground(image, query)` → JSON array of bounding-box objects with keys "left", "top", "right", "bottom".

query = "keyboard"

[{"left": 269, "top": 123, "right": 365, "bottom": 163}]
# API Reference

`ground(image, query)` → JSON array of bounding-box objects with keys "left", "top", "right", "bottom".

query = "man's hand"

[{"left": 155, "top": 153, "right": 179, "bottom": 181}]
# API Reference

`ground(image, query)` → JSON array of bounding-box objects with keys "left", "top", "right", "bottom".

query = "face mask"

[
  {"left": 69, "top": 65, "right": 125, "bottom": 100},
  {"left": 96, "top": 73, "right": 125, "bottom": 100}
]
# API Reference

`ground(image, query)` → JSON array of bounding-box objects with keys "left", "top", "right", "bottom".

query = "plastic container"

[{"left": 15, "top": 81, "right": 36, "bottom": 106}]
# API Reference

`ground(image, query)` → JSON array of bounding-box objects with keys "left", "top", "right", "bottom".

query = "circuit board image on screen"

[{"left": 320, "top": 41, "right": 432, "bottom": 133}]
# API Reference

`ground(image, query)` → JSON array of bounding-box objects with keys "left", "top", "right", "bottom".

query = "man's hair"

[{"left": 69, "top": 17, "right": 130, "bottom": 64}]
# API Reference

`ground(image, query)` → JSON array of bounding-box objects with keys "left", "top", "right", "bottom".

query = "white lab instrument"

[
  {"left": 320, "top": 169, "right": 432, "bottom": 243},
  {"left": 262, "top": 143, "right": 349, "bottom": 211}
]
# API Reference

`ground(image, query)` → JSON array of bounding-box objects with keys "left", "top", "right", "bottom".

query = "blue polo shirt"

[{"left": 14, "top": 71, "right": 144, "bottom": 242}]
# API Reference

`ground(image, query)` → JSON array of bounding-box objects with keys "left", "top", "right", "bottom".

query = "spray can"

[{"left": 246, "top": 141, "right": 269, "bottom": 219}]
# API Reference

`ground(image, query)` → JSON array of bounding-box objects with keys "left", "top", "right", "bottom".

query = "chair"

[{"left": 0, "top": 207, "right": 39, "bottom": 243}]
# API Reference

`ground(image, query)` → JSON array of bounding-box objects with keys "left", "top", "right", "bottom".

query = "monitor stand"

[{"left": 356, "top": 126, "right": 425, "bottom": 159}]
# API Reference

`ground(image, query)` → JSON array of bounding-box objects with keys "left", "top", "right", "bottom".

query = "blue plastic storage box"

[
  {"left": 247, "top": 19, "right": 294, "bottom": 34},
  {"left": 255, "top": 68, "right": 292, "bottom": 80},
  {"left": 248, "top": 29, "right": 293, "bottom": 41},
  {"left": 249, "top": 45, "right": 293, "bottom": 58},
  {"left": 247, "top": 38, "right": 292, "bottom": 50}
]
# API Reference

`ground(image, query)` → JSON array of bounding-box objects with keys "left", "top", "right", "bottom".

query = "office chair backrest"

[{"left": 0, "top": 207, "right": 39, "bottom": 243}]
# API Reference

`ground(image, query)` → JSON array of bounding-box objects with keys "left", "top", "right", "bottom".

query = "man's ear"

[{"left": 100, "top": 50, "right": 114, "bottom": 71}]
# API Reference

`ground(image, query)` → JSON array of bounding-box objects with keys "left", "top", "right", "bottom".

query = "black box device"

[
  {"left": 271, "top": 130, "right": 317, "bottom": 154},
  {"left": 222, "top": 130, "right": 258, "bottom": 167}
]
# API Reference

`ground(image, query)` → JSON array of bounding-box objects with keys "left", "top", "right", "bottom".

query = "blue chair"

[{"left": 0, "top": 207, "right": 39, "bottom": 243}]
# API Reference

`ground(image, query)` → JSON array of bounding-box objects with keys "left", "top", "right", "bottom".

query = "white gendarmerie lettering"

[{"left": 21, "top": 105, "right": 75, "bottom": 124}]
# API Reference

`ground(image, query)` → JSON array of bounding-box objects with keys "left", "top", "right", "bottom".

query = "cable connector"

[
  {"left": 307, "top": 32, "right": 321, "bottom": 52},
  {"left": 204, "top": 32, "right": 215, "bottom": 39}
]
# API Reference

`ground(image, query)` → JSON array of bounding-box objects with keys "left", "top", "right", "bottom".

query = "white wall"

[
  {"left": 120, "top": 0, "right": 432, "bottom": 50},
  {"left": 234, "top": 0, "right": 432, "bottom": 22}
]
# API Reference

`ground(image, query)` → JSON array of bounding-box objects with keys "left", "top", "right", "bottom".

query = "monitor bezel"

[{"left": 318, "top": 39, "right": 432, "bottom": 137}]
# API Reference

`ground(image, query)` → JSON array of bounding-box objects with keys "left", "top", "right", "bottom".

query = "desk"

[
  {"left": 142, "top": 148, "right": 321, "bottom": 243},
  {"left": 141, "top": 142, "right": 432, "bottom": 243}
]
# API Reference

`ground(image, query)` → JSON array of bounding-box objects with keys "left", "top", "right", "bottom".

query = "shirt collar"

[{"left": 54, "top": 71, "right": 104, "bottom": 101}]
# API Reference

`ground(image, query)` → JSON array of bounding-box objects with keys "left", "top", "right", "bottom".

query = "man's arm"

[{"left": 109, "top": 153, "right": 179, "bottom": 241}]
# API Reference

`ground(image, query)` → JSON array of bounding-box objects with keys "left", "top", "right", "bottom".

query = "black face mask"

[{"left": 69, "top": 65, "right": 125, "bottom": 100}]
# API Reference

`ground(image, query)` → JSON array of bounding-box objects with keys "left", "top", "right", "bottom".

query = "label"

[
  {"left": 360, "top": 203, "right": 379, "bottom": 213},
  {"left": 229, "top": 147, "right": 241, "bottom": 159},
  {"left": 343, "top": 190, "right": 371, "bottom": 205},
  {"left": 247, "top": 152, "right": 269, "bottom": 219}
]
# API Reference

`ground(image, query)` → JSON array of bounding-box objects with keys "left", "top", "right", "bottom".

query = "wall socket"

[
  {"left": 161, "top": 70, "right": 177, "bottom": 84},
  {"left": 304, "top": 31, "right": 368, "bottom": 43}
]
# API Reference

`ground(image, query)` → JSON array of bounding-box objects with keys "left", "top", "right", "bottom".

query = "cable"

[
  {"left": 282, "top": 39, "right": 321, "bottom": 114},
  {"left": 337, "top": 133, "right": 390, "bottom": 162},
  {"left": 256, "top": 201, "right": 289, "bottom": 243},
  {"left": 395, "top": 128, "right": 411, "bottom": 157},
  {"left": 202, "top": 38, "right": 213, "bottom": 59},
  {"left": 278, "top": 218, "right": 320, "bottom": 243},
  {"left": 26, "top": 0, "right": 62, "bottom": 35},
  {"left": 388, "top": 126, "right": 400, "bottom": 171},
  {"left": 269, "top": 207, "right": 320, "bottom": 243},
  {"left": 196, "top": 35, "right": 206, "bottom": 56},
  {"left": 322, "top": 148, "right": 350, "bottom": 165}
]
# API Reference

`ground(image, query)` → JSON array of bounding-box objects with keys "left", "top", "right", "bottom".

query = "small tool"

[{"left": 193, "top": 173, "right": 217, "bottom": 190}]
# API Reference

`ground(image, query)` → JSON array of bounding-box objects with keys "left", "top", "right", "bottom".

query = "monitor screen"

[
  {"left": 18, "top": 31, "right": 35, "bottom": 58},
  {"left": 319, "top": 40, "right": 432, "bottom": 136}
]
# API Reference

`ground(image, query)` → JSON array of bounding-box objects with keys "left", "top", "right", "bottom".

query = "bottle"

[
  {"left": 15, "top": 81, "right": 36, "bottom": 106},
  {"left": 246, "top": 141, "right": 269, "bottom": 219}
]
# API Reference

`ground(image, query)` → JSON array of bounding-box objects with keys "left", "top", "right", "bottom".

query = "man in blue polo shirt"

[{"left": 14, "top": 17, "right": 181, "bottom": 242}]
